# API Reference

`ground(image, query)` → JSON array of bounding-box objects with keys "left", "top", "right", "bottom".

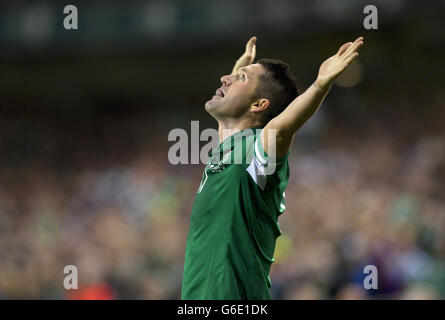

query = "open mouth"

[{"left": 215, "top": 88, "right": 225, "bottom": 98}]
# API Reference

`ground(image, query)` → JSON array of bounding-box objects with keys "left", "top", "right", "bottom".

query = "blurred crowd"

[
  {"left": 0, "top": 0, "right": 443, "bottom": 301},
  {"left": 271, "top": 131, "right": 445, "bottom": 299},
  {"left": 0, "top": 113, "right": 444, "bottom": 300}
]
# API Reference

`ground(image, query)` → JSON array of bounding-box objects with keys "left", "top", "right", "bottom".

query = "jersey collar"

[{"left": 208, "top": 126, "right": 263, "bottom": 161}]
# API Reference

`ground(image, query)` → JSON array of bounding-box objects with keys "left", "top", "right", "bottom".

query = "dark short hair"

[{"left": 255, "top": 59, "right": 299, "bottom": 123}]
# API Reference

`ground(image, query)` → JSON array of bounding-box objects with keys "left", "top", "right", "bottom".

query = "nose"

[{"left": 220, "top": 74, "right": 232, "bottom": 87}]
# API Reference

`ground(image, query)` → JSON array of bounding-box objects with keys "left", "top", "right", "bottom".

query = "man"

[{"left": 182, "top": 36, "right": 364, "bottom": 299}]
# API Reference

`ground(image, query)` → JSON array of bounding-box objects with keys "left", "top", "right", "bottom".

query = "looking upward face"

[{"left": 205, "top": 63, "right": 266, "bottom": 120}]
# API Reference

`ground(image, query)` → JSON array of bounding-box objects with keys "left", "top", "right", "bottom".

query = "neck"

[{"left": 217, "top": 118, "right": 263, "bottom": 143}]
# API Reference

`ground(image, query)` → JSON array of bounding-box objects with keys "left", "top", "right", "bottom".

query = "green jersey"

[{"left": 181, "top": 127, "right": 289, "bottom": 299}]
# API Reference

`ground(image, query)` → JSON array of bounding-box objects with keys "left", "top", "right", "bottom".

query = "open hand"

[
  {"left": 315, "top": 37, "right": 364, "bottom": 90},
  {"left": 232, "top": 36, "right": 257, "bottom": 75}
]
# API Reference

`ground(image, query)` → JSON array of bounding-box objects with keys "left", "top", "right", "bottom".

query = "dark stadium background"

[{"left": 0, "top": 0, "right": 444, "bottom": 299}]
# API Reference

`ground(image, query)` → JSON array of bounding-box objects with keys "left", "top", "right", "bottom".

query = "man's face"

[{"left": 205, "top": 63, "right": 265, "bottom": 120}]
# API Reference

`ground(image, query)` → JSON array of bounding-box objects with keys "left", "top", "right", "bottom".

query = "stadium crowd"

[
  {"left": 0, "top": 107, "right": 444, "bottom": 300},
  {"left": 1, "top": 0, "right": 443, "bottom": 302}
]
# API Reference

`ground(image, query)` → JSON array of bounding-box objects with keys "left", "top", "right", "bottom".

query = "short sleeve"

[{"left": 246, "top": 129, "right": 289, "bottom": 190}]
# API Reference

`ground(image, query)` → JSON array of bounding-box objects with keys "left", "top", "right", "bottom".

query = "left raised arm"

[
  {"left": 262, "top": 37, "right": 364, "bottom": 157},
  {"left": 231, "top": 36, "right": 257, "bottom": 75}
]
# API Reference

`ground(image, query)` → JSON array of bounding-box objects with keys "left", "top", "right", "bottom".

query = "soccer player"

[{"left": 182, "top": 36, "right": 364, "bottom": 299}]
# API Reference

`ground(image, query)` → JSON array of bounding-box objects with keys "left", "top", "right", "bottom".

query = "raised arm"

[
  {"left": 231, "top": 36, "right": 257, "bottom": 75},
  {"left": 262, "top": 37, "right": 364, "bottom": 157}
]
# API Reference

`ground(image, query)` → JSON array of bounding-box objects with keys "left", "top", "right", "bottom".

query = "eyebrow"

[{"left": 239, "top": 67, "right": 249, "bottom": 76}]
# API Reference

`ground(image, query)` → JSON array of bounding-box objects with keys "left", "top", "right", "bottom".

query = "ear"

[{"left": 250, "top": 98, "right": 270, "bottom": 113}]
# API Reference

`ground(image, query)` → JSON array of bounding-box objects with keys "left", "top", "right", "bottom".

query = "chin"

[
  {"left": 205, "top": 98, "right": 219, "bottom": 113},
  {"left": 204, "top": 101, "right": 213, "bottom": 114}
]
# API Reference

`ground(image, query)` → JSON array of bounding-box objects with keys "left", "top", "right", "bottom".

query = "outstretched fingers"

[
  {"left": 344, "top": 52, "right": 359, "bottom": 65},
  {"left": 251, "top": 42, "right": 256, "bottom": 61},
  {"left": 344, "top": 37, "right": 364, "bottom": 57},
  {"left": 245, "top": 36, "right": 257, "bottom": 57},
  {"left": 337, "top": 42, "right": 352, "bottom": 56}
]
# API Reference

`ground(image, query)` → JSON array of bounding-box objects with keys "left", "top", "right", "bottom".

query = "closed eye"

[{"left": 237, "top": 73, "right": 246, "bottom": 81}]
